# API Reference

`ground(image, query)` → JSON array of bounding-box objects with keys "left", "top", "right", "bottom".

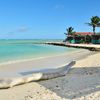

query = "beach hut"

[{"left": 66, "top": 32, "right": 93, "bottom": 44}]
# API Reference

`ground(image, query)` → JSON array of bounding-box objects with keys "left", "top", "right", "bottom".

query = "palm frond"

[
  {"left": 85, "top": 23, "right": 92, "bottom": 26},
  {"left": 64, "top": 33, "right": 68, "bottom": 35}
]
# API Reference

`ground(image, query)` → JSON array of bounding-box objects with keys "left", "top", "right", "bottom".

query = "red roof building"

[{"left": 75, "top": 32, "right": 93, "bottom": 36}]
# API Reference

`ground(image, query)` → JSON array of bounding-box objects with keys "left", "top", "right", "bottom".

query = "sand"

[
  {"left": 0, "top": 49, "right": 90, "bottom": 77},
  {"left": 0, "top": 51, "right": 100, "bottom": 100}
]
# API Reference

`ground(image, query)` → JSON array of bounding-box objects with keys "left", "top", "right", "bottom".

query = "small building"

[{"left": 66, "top": 32, "right": 93, "bottom": 44}]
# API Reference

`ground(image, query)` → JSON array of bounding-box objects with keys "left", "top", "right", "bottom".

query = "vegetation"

[
  {"left": 64, "top": 27, "right": 75, "bottom": 36},
  {"left": 63, "top": 27, "right": 75, "bottom": 42},
  {"left": 64, "top": 16, "right": 100, "bottom": 43},
  {"left": 85, "top": 35, "right": 92, "bottom": 43},
  {"left": 87, "top": 16, "right": 100, "bottom": 34}
]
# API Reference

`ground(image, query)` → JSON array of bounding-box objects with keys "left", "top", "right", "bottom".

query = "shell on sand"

[{"left": 0, "top": 61, "right": 75, "bottom": 89}]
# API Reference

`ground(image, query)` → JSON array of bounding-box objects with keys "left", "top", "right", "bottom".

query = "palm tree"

[
  {"left": 87, "top": 16, "right": 100, "bottom": 34},
  {"left": 64, "top": 27, "right": 75, "bottom": 36},
  {"left": 63, "top": 27, "right": 75, "bottom": 42}
]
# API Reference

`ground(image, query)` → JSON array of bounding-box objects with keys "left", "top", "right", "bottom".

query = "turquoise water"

[{"left": 0, "top": 39, "right": 77, "bottom": 63}]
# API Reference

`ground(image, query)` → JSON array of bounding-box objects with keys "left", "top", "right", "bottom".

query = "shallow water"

[
  {"left": 0, "top": 39, "right": 77, "bottom": 63},
  {"left": 0, "top": 39, "right": 91, "bottom": 79}
]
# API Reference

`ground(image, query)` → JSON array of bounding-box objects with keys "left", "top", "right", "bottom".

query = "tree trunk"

[{"left": 93, "top": 26, "right": 95, "bottom": 35}]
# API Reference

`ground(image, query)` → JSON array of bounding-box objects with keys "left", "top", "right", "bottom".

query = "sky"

[{"left": 0, "top": 0, "right": 100, "bottom": 39}]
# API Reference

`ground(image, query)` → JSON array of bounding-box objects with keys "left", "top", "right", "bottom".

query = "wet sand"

[
  {"left": 0, "top": 49, "right": 90, "bottom": 78},
  {"left": 0, "top": 49, "right": 100, "bottom": 100}
]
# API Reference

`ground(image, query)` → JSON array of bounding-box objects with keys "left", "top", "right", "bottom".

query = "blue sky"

[{"left": 0, "top": 0, "right": 100, "bottom": 39}]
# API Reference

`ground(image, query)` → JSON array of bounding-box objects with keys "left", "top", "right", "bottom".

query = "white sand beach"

[
  {"left": 0, "top": 51, "right": 100, "bottom": 100},
  {"left": 0, "top": 49, "right": 90, "bottom": 78}
]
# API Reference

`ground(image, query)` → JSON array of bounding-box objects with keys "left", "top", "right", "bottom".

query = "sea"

[{"left": 0, "top": 39, "right": 77, "bottom": 64}]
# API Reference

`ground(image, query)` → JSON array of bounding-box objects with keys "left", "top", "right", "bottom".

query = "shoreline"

[
  {"left": 0, "top": 48, "right": 80, "bottom": 66},
  {"left": 45, "top": 42, "right": 100, "bottom": 51},
  {"left": 0, "top": 43, "right": 77, "bottom": 65},
  {"left": 0, "top": 50, "right": 100, "bottom": 99},
  {"left": 0, "top": 49, "right": 91, "bottom": 78},
  {"left": 0, "top": 47, "right": 97, "bottom": 89}
]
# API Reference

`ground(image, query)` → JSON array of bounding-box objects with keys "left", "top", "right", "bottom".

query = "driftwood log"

[{"left": 0, "top": 61, "right": 75, "bottom": 89}]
